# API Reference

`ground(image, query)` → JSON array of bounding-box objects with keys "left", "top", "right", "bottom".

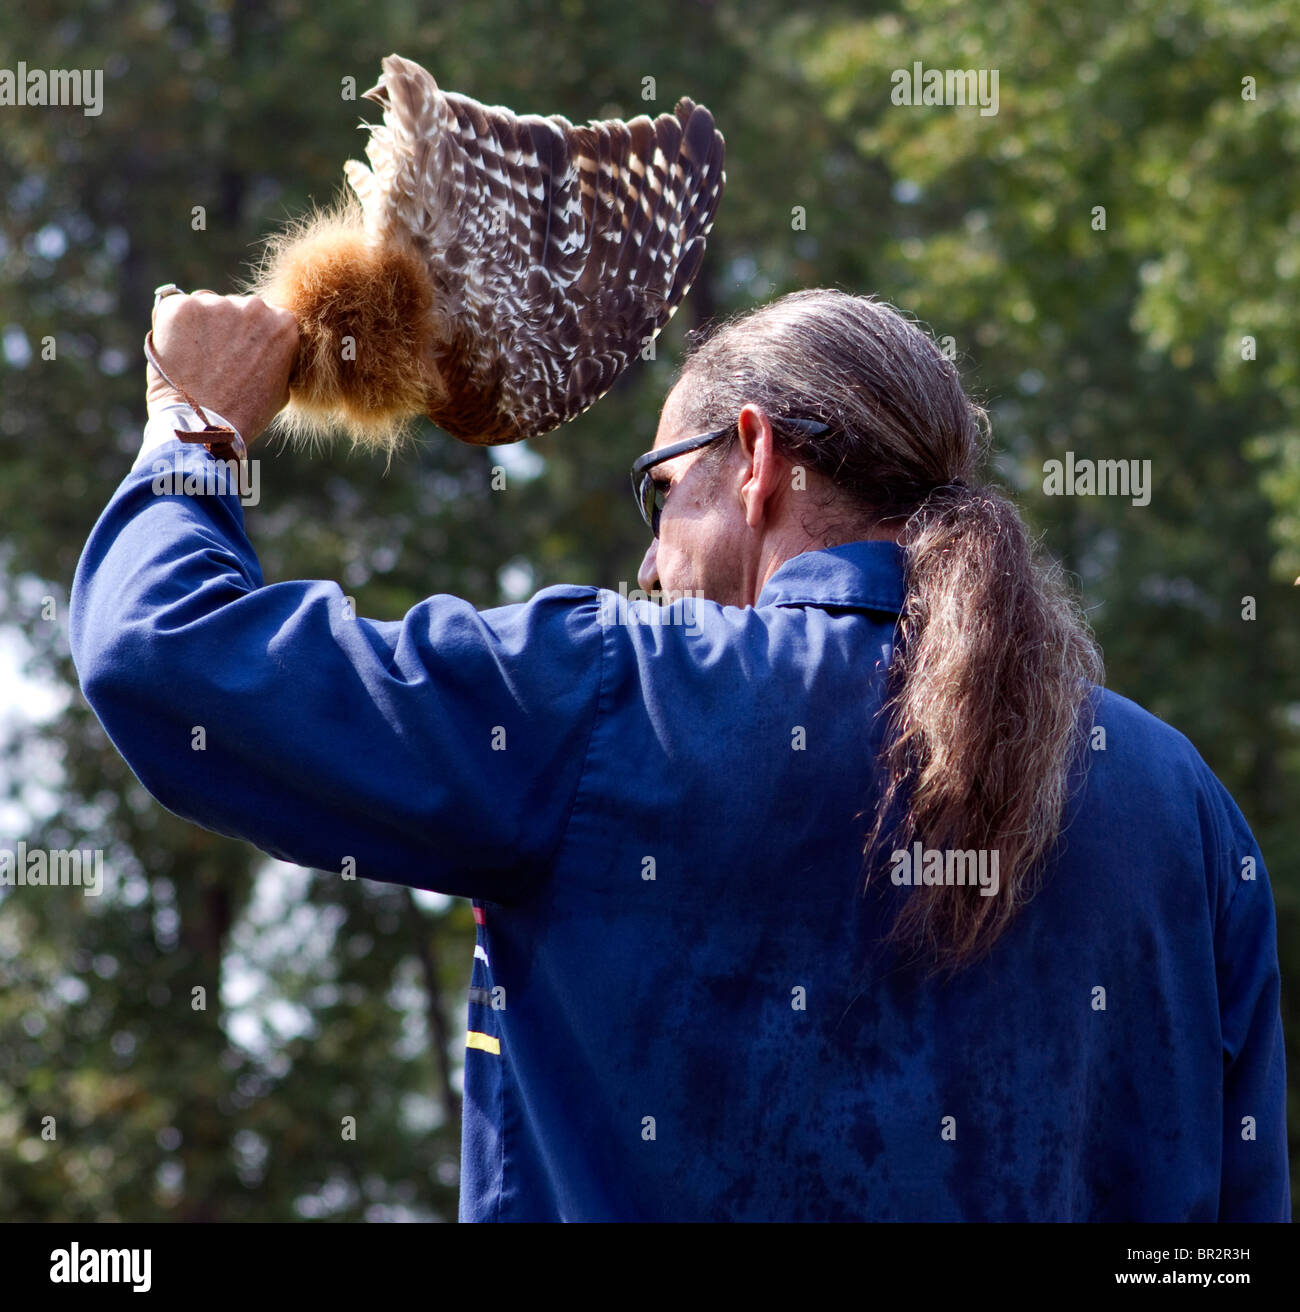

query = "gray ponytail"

[{"left": 676, "top": 289, "right": 1104, "bottom": 973}]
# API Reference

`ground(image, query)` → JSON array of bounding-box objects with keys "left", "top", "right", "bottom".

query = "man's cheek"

[{"left": 661, "top": 549, "right": 694, "bottom": 596}]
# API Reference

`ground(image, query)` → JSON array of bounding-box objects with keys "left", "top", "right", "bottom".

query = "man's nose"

[{"left": 637, "top": 538, "right": 659, "bottom": 593}]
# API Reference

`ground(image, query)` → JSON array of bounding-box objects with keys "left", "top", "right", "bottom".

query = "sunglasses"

[{"left": 631, "top": 417, "right": 830, "bottom": 536}]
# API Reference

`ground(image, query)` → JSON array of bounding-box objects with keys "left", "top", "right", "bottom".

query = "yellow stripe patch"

[{"left": 466, "top": 1030, "right": 501, "bottom": 1055}]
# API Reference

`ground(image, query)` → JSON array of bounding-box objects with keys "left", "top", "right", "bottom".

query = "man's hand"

[{"left": 147, "top": 292, "right": 299, "bottom": 445}]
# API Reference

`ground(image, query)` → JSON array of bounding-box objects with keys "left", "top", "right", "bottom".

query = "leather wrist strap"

[{"left": 143, "top": 330, "right": 247, "bottom": 464}]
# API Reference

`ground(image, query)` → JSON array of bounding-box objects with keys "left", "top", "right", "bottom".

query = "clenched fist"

[{"left": 147, "top": 292, "right": 299, "bottom": 446}]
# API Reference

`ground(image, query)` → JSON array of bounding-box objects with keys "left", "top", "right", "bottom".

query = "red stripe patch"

[{"left": 473, "top": 904, "right": 486, "bottom": 925}]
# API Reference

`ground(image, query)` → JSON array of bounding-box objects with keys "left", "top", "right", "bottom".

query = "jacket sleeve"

[
  {"left": 69, "top": 439, "right": 605, "bottom": 903},
  {"left": 1205, "top": 767, "right": 1291, "bottom": 1221}
]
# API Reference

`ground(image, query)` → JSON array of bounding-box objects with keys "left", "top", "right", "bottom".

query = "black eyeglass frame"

[{"left": 630, "top": 416, "right": 830, "bottom": 536}]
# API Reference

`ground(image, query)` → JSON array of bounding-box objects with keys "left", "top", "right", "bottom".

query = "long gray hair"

[{"left": 676, "top": 289, "right": 1104, "bottom": 974}]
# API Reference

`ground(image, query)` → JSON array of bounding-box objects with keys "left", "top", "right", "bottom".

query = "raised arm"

[{"left": 70, "top": 293, "right": 604, "bottom": 901}]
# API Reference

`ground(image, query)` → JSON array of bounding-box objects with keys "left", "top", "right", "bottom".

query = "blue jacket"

[{"left": 70, "top": 438, "right": 1289, "bottom": 1221}]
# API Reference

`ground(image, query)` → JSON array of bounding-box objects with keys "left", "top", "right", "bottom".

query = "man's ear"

[{"left": 736, "top": 403, "right": 780, "bottom": 528}]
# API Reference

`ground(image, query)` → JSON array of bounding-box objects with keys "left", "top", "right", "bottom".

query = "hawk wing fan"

[
  {"left": 349, "top": 54, "right": 726, "bottom": 445},
  {"left": 252, "top": 54, "right": 725, "bottom": 451}
]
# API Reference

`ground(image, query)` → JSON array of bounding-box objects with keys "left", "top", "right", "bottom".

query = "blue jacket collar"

[{"left": 756, "top": 539, "right": 907, "bottom": 614}]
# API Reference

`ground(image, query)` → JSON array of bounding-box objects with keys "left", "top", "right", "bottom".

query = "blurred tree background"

[{"left": 0, "top": 0, "right": 1295, "bottom": 1219}]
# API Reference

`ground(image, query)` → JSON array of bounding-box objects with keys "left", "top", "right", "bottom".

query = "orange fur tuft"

[{"left": 247, "top": 200, "right": 439, "bottom": 457}]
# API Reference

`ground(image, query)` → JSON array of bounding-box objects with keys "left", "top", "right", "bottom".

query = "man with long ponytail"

[
  {"left": 73, "top": 285, "right": 1287, "bottom": 1221},
  {"left": 633, "top": 288, "right": 1286, "bottom": 1220}
]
